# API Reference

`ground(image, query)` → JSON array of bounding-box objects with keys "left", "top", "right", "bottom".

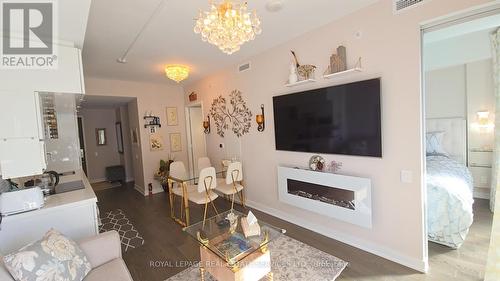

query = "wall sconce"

[
  {"left": 256, "top": 104, "right": 265, "bottom": 132},
  {"left": 472, "top": 110, "right": 495, "bottom": 131},
  {"left": 203, "top": 115, "right": 211, "bottom": 134}
]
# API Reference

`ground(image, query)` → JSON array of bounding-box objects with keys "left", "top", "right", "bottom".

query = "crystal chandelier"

[
  {"left": 194, "top": 0, "right": 262, "bottom": 55},
  {"left": 165, "top": 65, "right": 189, "bottom": 83}
]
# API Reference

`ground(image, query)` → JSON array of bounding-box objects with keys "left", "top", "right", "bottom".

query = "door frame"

[
  {"left": 77, "top": 116, "right": 89, "bottom": 176},
  {"left": 184, "top": 102, "right": 207, "bottom": 179},
  {"left": 419, "top": 1, "right": 500, "bottom": 273}
]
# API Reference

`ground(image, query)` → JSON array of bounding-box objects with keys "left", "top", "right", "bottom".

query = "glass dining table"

[{"left": 167, "top": 170, "right": 226, "bottom": 227}]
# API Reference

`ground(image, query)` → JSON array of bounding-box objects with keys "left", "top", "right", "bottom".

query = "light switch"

[
  {"left": 94, "top": 152, "right": 98, "bottom": 157},
  {"left": 401, "top": 170, "right": 413, "bottom": 184}
]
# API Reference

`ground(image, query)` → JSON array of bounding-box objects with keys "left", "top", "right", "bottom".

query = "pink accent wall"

[{"left": 184, "top": 0, "right": 492, "bottom": 271}]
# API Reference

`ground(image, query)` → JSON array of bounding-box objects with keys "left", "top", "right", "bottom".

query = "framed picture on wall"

[
  {"left": 170, "top": 133, "right": 182, "bottom": 152},
  {"left": 131, "top": 127, "right": 139, "bottom": 146},
  {"left": 150, "top": 133, "right": 164, "bottom": 151},
  {"left": 115, "top": 122, "right": 124, "bottom": 154},
  {"left": 166, "top": 107, "right": 178, "bottom": 126}
]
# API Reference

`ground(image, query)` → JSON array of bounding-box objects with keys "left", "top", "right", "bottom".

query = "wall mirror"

[{"left": 96, "top": 128, "right": 107, "bottom": 145}]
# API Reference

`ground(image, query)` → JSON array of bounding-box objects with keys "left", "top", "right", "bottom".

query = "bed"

[{"left": 426, "top": 118, "right": 474, "bottom": 249}]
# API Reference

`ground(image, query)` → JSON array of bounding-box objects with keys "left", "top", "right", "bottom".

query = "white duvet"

[{"left": 426, "top": 155, "right": 474, "bottom": 249}]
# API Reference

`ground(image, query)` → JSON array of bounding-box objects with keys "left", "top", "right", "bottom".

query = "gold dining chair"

[
  {"left": 168, "top": 161, "right": 196, "bottom": 226},
  {"left": 188, "top": 167, "right": 219, "bottom": 226},
  {"left": 215, "top": 161, "right": 245, "bottom": 211}
]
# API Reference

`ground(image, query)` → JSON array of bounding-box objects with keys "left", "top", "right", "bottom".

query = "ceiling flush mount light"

[
  {"left": 165, "top": 65, "right": 189, "bottom": 83},
  {"left": 194, "top": 0, "right": 262, "bottom": 55}
]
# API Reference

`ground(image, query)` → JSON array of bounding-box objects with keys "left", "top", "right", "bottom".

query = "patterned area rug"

[
  {"left": 99, "top": 209, "right": 145, "bottom": 252},
  {"left": 166, "top": 235, "right": 348, "bottom": 281}
]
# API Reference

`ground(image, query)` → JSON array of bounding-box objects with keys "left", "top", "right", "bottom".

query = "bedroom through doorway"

[{"left": 422, "top": 8, "right": 499, "bottom": 277}]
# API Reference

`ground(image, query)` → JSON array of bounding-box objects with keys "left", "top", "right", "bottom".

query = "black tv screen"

[{"left": 273, "top": 78, "right": 382, "bottom": 157}]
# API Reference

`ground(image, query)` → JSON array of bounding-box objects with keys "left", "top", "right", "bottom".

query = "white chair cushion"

[
  {"left": 171, "top": 185, "right": 197, "bottom": 196},
  {"left": 216, "top": 183, "right": 243, "bottom": 195},
  {"left": 187, "top": 191, "right": 218, "bottom": 205}
]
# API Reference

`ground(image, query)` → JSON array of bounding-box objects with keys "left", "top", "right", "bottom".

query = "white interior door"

[{"left": 186, "top": 106, "right": 207, "bottom": 178}]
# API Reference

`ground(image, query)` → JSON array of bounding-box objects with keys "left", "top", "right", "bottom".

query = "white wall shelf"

[
  {"left": 323, "top": 67, "right": 363, "bottom": 79},
  {"left": 285, "top": 79, "right": 316, "bottom": 87}
]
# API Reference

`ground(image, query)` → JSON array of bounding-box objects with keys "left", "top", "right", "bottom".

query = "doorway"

[
  {"left": 77, "top": 117, "right": 88, "bottom": 175},
  {"left": 421, "top": 4, "right": 499, "bottom": 276},
  {"left": 185, "top": 104, "right": 207, "bottom": 178}
]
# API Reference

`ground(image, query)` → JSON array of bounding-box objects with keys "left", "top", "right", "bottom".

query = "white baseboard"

[
  {"left": 134, "top": 184, "right": 145, "bottom": 195},
  {"left": 474, "top": 191, "right": 490, "bottom": 200},
  {"left": 246, "top": 199, "right": 428, "bottom": 273},
  {"left": 89, "top": 178, "right": 106, "bottom": 184}
]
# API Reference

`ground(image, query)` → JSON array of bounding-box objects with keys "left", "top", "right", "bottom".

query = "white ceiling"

[
  {"left": 82, "top": 0, "right": 378, "bottom": 85},
  {"left": 423, "top": 14, "right": 499, "bottom": 71}
]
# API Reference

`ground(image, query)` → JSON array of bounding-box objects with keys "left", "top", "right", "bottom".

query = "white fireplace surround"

[{"left": 277, "top": 166, "right": 372, "bottom": 228}]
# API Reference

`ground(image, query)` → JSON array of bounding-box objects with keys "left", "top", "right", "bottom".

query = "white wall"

[
  {"left": 425, "top": 65, "right": 466, "bottom": 119},
  {"left": 80, "top": 108, "right": 121, "bottom": 182},
  {"left": 85, "top": 77, "right": 189, "bottom": 194},
  {"left": 184, "top": 0, "right": 492, "bottom": 272}
]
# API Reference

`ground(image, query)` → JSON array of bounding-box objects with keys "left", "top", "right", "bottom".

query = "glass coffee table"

[{"left": 184, "top": 209, "right": 286, "bottom": 281}]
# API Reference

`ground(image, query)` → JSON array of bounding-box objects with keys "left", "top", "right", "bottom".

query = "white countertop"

[{"left": 3, "top": 170, "right": 97, "bottom": 221}]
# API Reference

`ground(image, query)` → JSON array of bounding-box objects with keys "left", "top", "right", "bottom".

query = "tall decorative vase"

[{"left": 288, "top": 63, "right": 298, "bottom": 84}]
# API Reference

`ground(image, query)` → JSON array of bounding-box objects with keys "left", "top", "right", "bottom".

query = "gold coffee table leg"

[
  {"left": 267, "top": 272, "right": 273, "bottom": 281},
  {"left": 200, "top": 266, "right": 205, "bottom": 281}
]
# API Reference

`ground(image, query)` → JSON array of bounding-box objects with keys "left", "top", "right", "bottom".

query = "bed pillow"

[
  {"left": 3, "top": 229, "right": 92, "bottom": 281},
  {"left": 426, "top": 131, "right": 448, "bottom": 156}
]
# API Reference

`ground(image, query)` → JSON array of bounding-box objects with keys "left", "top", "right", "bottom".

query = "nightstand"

[{"left": 468, "top": 148, "right": 493, "bottom": 199}]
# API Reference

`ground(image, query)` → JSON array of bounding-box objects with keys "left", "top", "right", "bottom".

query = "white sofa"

[{"left": 0, "top": 231, "right": 133, "bottom": 281}]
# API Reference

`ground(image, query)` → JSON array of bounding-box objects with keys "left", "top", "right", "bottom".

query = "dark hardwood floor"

[{"left": 95, "top": 183, "right": 492, "bottom": 281}]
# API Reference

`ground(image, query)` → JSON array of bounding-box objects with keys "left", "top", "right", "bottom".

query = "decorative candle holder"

[
  {"left": 203, "top": 115, "right": 211, "bottom": 134},
  {"left": 256, "top": 104, "right": 265, "bottom": 132}
]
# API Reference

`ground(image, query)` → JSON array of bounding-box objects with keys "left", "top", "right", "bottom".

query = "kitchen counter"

[
  {"left": 0, "top": 170, "right": 99, "bottom": 254},
  {"left": 2, "top": 170, "right": 97, "bottom": 220}
]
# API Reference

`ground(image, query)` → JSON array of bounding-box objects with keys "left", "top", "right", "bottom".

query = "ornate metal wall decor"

[{"left": 210, "top": 90, "right": 252, "bottom": 137}]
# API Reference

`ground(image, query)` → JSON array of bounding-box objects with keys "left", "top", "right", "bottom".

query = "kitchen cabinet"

[
  {"left": 0, "top": 44, "right": 84, "bottom": 179},
  {"left": 0, "top": 45, "right": 85, "bottom": 94},
  {"left": 0, "top": 138, "right": 46, "bottom": 179}
]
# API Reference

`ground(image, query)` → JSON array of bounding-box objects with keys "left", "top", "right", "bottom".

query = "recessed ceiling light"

[{"left": 266, "top": 0, "right": 284, "bottom": 12}]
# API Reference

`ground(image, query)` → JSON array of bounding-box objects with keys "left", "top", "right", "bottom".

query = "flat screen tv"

[{"left": 273, "top": 78, "right": 382, "bottom": 157}]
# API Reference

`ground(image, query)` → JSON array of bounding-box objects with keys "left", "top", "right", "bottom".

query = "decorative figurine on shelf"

[
  {"left": 309, "top": 155, "right": 325, "bottom": 171},
  {"left": 328, "top": 160, "right": 343, "bottom": 173},
  {"left": 326, "top": 45, "right": 347, "bottom": 74},
  {"left": 288, "top": 62, "right": 298, "bottom": 84},
  {"left": 291, "top": 50, "right": 316, "bottom": 80}
]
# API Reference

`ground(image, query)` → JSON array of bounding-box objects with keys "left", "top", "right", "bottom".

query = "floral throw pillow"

[{"left": 3, "top": 229, "right": 92, "bottom": 281}]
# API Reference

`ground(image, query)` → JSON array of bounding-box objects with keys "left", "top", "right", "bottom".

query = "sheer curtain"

[{"left": 490, "top": 28, "right": 500, "bottom": 212}]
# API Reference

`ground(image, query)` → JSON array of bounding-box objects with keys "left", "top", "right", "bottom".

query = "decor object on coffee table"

[
  {"left": 183, "top": 209, "right": 285, "bottom": 281},
  {"left": 309, "top": 155, "right": 325, "bottom": 171},
  {"left": 210, "top": 90, "right": 252, "bottom": 137},
  {"left": 291, "top": 50, "right": 316, "bottom": 80}
]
